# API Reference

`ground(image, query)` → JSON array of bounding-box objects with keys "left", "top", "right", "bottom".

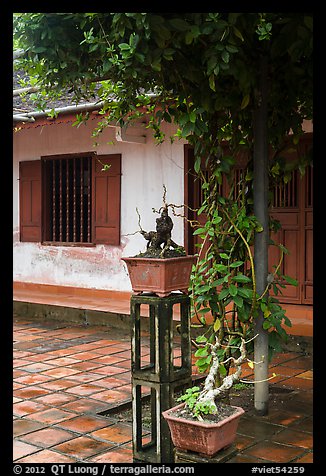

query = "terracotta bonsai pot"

[
  {"left": 162, "top": 402, "right": 244, "bottom": 457},
  {"left": 122, "top": 255, "right": 196, "bottom": 297}
]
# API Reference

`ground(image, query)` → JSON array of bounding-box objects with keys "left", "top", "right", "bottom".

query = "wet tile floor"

[{"left": 13, "top": 316, "right": 313, "bottom": 464}]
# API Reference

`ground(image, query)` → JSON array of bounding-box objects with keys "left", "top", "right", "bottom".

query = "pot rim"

[
  {"left": 122, "top": 255, "right": 196, "bottom": 263},
  {"left": 162, "top": 402, "right": 245, "bottom": 428}
]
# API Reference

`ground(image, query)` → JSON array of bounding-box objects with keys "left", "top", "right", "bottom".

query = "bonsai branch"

[{"left": 194, "top": 337, "right": 247, "bottom": 415}]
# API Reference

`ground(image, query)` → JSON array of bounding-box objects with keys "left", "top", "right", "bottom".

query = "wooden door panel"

[
  {"left": 269, "top": 217, "right": 301, "bottom": 303},
  {"left": 304, "top": 213, "right": 313, "bottom": 303}
]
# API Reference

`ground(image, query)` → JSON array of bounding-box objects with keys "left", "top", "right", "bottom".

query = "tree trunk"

[{"left": 253, "top": 56, "right": 269, "bottom": 415}]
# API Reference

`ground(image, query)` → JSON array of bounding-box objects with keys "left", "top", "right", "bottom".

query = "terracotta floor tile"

[
  {"left": 90, "top": 423, "right": 132, "bottom": 444},
  {"left": 13, "top": 359, "right": 33, "bottom": 368},
  {"left": 115, "top": 360, "right": 131, "bottom": 369},
  {"left": 17, "top": 362, "right": 55, "bottom": 373},
  {"left": 117, "top": 384, "right": 131, "bottom": 393},
  {"left": 70, "top": 341, "right": 112, "bottom": 352},
  {"left": 38, "top": 379, "right": 81, "bottom": 391},
  {"left": 41, "top": 367, "right": 82, "bottom": 379},
  {"left": 292, "top": 416, "right": 313, "bottom": 433},
  {"left": 17, "top": 449, "right": 76, "bottom": 463},
  {"left": 13, "top": 419, "right": 46, "bottom": 437},
  {"left": 40, "top": 348, "right": 82, "bottom": 358},
  {"left": 227, "top": 454, "right": 267, "bottom": 463},
  {"left": 92, "top": 365, "right": 129, "bottom": 376},
  {"left": 65, "top": 383, "right": 107, "bottom": 396},
  {"left": 90, "top": 389, "right": 130, "bottom": 404},
  {"left": 32, "top": 392, "right": 78, "bottom": 407},
  {"left": 68, "top": 361, "right": 105, "bottom": 371},
  {"left": 262, "top": 409, "right": 304, "bottom": 426},
  {"left": 57, "top": 415, "right": 110, "bottom": 433},
  {"left": 91, "top": 376, "right": 130, "bottom": 389},
  {"left": 110, "top": 350, "right": 131, "bottom": 359},
  {"left": 45, "top": 356, "right": 82, "bottom": 366},
  {"left": 272, "top": 428, "right": 313, "bottom": 449},
  {"left": 282, "top": 357, "right": 312, "bottom": 370},
  {"left": 243, "top": 440, "right": 305, "bottom": 462},
  {"left": 90, "top": 447, "right": 133, "bottom": 463},
  {"left": 13, "top": 369, "right": 29, "bottom": 379},
  {"left": 234, "top": 434, "right": 256, "bottom": 451},
  {"left": 295, "top": 452, "right": 313, "bottom": 463},
  {"left": 19, "top": 427, "right": 75, "bottom": 447},
  {"left": 25, "top": 408, "right": 77, "bottom": 424},
  {"left": 61, "top": 398, "right": 111, "bottom": 415},
  {"left": 270, "top": 352, "right": 297, "bottom": 365},
  {"left": 280, "top": 376, "right": 313, "bottom": 390},
  {"left": 14, "top": 350, "right": 34, "bottom": 357},
  {"left": 53, "top": 436, "right": 112, "bottom": 459},
  {"left": 13, "top": 440, "right": 41, "bottom": 460},
  {"left": 23, "top": 352, "right": 60, "bottom": 362},
  {"left": 279, "top": 399, "right": 313, "bottom": 416},
  {"left": 238, "top": 416, "right": 282, "bottom": 439},
  {"left": 14, "top": 386, "right": 50, "bottom": 400},
  {"left": 88, "top": 355, "right": 128, "bottom": 365},
  {"left": 270, "top": 365, "right": 306, "bottom": 378},
  {"left": 67, "top": 351, "right": 102, "bottom": 361},
  {"left": 296, "top": 370, "right": 313, "bottom": 379},
  {"left": 13, "top": 401, "right": 50, "bottom": 417},
  {"left": 15, "top": 374, "right": 55, "bottom": 386},
  {"left": 67, "top": 372, "right": 105, "bottom": 384}
]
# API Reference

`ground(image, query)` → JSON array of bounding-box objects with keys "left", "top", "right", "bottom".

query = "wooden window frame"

[{"left": 19, "top": 153, "right": 121, "bottom": 247}]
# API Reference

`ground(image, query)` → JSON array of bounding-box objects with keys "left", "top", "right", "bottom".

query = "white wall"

[{"left": 13, "top": 117, "right": 186, "bottom": 291}]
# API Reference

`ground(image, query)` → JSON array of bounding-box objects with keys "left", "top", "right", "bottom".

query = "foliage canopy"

[
  {"left": 14, "top": 13, "right": 313, "bottom": 397},
  {"left": 14, "top": 12, "right": 312, "bottom": 156}
]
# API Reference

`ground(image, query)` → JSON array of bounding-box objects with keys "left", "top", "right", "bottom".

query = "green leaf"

[
  {"left": 233, "top": 294, "right": 243, "bottom": 307},
  {"left": 218, "top": 288, "right": 230, "bottom": 300},
  {"left": 229, "top": 284, "right": 238, "bottom": 296},
  {"left": 213, "top": 319, "right": 221, "bottom": 332},
  {"left": 216, "top": 264, "right": 228, "bottom": 273},
  {"left": 189, "top": 111, "right": 197, "bottom": 123},
  {"left": 195, "top": 347, "right": 208, "bottom": 357},
  {"left": 193, "top": 227, "right": 206, "bottom": 235},
  {"left": 169, "top": 18, "right": 189, "bottom": 31},
  {"left": 283, "top": 275, "right": 298, "bottom": 286},
  {"left": 221, "top": 50, "right": 230, "bottom": 63},
  {"left": 218, "top": 364, "right": 227, "bottom": 377},
  {"left": 233, "top": 26, "right": 244, "bottom": 41},
  {"left": 212, "top": 215, "right": 222, "bottom": 224},
  {"left": 194, "top": 156, "right": 201, "bottom": 173},
  {"left": 238, "top": 288, "right": 253, "bottom": 299},
  {"left": 119, "top": 43, "right": 130, "bottom": 50},
  {"left": 232, "top": 274, "right": 251, "bottom": 283},
  {"left": 230, "top": 261, "right": 244, "bottom": 268},
  {"left": 219, "top": 253, "right": 229, "bottom": 260},
  {"left": 196, "top": 335, "right": 207, "bottom": 343},
  {"left": 240, "top": 94, "right": 250, "bottom": 110},
  {"left": 196, "top": 357, "right": 210, "bottom": 366},
  {"left": 209, "top": 74, "right": 216, "bottom": 91}
]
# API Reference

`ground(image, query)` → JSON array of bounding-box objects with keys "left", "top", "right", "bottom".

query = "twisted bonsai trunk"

[{"left": 196, "top": 338, "right": 247, "bottom": 415}]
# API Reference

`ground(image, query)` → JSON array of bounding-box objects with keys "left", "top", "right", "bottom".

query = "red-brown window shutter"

[
  {"left": 19, "top": 160, "right": 42, "bottom": 242},
  {"left": 92, "top": 154, "right": 121, "bottom": 245}
]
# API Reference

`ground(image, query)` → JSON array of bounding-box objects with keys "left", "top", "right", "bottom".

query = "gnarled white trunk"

[{"left": 196, "top": 338, "right": 247, "bottom": 413}]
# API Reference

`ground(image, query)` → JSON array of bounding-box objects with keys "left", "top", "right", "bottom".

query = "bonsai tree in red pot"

[
  {"left": 122, "top": 186, "right": 196, "bottom": 297},
  {"left": 162, "top": 335, "right": 250, "bottom": 456}
]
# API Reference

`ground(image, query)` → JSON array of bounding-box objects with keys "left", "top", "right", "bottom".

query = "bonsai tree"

[{"left": 135, "top": 186, "right": 186, "bottom": 258}]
